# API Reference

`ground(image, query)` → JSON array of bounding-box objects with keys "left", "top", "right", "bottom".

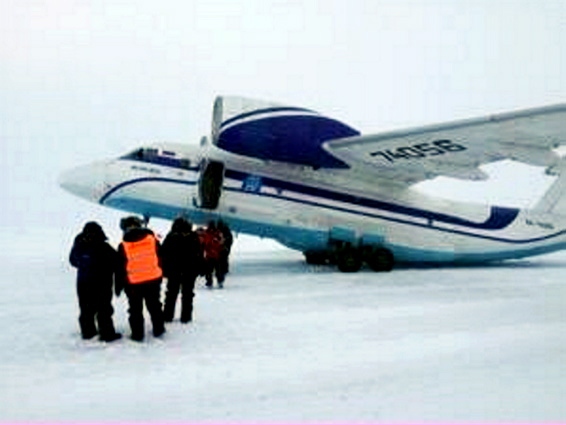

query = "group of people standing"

[{"left": 69, "top": 216, "right": 233, "bottom": 343}]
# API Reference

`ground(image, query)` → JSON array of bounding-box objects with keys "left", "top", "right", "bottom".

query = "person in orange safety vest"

[{"left": 116, "top": 216, "right": 165, "bottom": 342}]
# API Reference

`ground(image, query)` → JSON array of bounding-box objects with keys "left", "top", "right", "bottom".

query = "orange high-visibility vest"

[{"left": 122, "top": 234, "right": 162, "bottom": 284}]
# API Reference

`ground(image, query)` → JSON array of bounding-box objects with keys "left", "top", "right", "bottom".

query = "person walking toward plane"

[
  {"left": 116, "top": 216, "right": 165, "bottom": 342},
  {"left": 216, "top": 220, "right": 233, "bottom": 278},
  {"left": 161, "top": 217, "right": 204, "bottom": 323},
  {"left": 69, "top": 221, "right": 122, "bottom": 342},
  {"left": 199, "top": 221, "right": 226, "bottom": 288}
]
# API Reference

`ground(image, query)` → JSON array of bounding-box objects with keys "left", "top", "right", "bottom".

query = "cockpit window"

[
  {"left": 121, "top": 148, "right": 157, "bottom": 160},
  {"left": 120, "top": 148, "right": 194, "bottom": 170}
]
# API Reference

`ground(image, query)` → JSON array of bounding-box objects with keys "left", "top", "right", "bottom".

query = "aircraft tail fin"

[{"left": 533, "top": 159, "right": 566, "bottom": 214}]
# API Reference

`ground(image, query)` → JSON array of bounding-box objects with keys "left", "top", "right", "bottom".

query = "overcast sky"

[{"left": 1, "top": 0, "right": 565, "bottom": 237}]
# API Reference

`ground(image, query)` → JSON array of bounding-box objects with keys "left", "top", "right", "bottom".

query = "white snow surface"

[{"left": 1, "top": 231, "right": 566, "bottom": 423}]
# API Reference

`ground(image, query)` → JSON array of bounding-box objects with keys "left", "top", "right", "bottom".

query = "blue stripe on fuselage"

[
  {"left": 101, "top": 170, "right": 566, "bottom": 246},
  {"left": 223, "top": 169, "right": 519, "bottom": 231},
  {"left": 99, "top": 176, "right": 193, "bottom": 205},
  {"left": 102, "top": 158, "right": 524, "bottom": 241}
]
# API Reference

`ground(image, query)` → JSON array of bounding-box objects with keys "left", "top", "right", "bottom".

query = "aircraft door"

[{"left": 197, "top": 159, "right": 225, "bottom": 210}]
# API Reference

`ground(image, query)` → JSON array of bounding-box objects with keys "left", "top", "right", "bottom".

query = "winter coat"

[
  {"left": 69, "top": 233, "right": 118, "bottom": 291},
  {"left": 161, "top": 230, "right": 204, "bottom": 278},
  {"left": 200, "top": 227, "right": 225, "bottom": 261}
]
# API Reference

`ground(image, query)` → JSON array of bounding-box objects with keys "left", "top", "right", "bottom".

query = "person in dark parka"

[
  {"left": 69, "top": 221, "right": 122, "bottom": 342},
  {"left": 115, "top": 216, "right": 165, "bottom": 342},
  {"left": 216, "top": 219, "right": 233, "bottom": 278},
  {"left": 161, "top": 217, "right": 204, "bottom": 323}
]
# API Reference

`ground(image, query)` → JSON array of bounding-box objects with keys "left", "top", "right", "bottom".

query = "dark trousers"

[
  {"left": 204, "top": 258, "right": 226, "bottom": 287},
  {"left": 218, "top": 251, "right": 230, "bottom": 276},
  {"left": 125, "top": 281, "right": 165, "bottom": 339},
  {"left": 163, "top": 273, "right": 197, "bottom": 322},
  {"left": 77, "top": 282, "right": 117, "bottom": 339}
]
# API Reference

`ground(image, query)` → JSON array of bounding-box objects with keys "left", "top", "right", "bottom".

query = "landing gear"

[
  {"left": 365, "top": 247, "right": 394, "bottom": 272},
  {"left": 303, "top": 243, "right": 395, "bottom": 273},
  {"left": 336, "top": 244, "right": 363, "bottom": 273},
  {"left": 332, "top": 244, "right": 395, "bottom": 272}
]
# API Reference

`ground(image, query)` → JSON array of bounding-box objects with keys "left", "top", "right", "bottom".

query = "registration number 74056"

[{"left": 369, "top": 139, "right": 467, "bottom": 163}]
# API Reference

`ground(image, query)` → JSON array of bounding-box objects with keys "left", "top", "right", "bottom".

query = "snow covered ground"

[{"left": 1, "top": 232, "right": 566, "bottom": 423}]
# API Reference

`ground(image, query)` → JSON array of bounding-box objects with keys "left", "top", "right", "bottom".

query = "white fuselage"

[{"left": 60, "top": 142, "right": 566, "bottom": 265}]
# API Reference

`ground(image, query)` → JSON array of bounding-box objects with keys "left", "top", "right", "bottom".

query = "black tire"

[
  {"left": 336, "top": 246, "right": 362, "bottom": 272},
  {"left": 367, "top": 247, "right": 394, "bottom": 272}
]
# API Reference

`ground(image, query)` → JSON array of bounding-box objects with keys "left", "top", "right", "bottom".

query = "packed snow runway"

[{"left": 1, "top": 234, "right": 565, "bottom": 422}]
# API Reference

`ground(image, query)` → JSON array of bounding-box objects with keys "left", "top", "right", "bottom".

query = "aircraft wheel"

[
  {"left": 304, "top": 251, "right": 328, "bottom": 265},
  {"left": 336, "top": 246, "right": 362, "bottom": 272},
  {"left": 367, "top": 248, "right": 394, "bottom": 272}
]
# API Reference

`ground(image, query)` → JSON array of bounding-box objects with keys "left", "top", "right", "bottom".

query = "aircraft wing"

[{"left": 325, "top": 104, "right": 566, "bottom": 185}]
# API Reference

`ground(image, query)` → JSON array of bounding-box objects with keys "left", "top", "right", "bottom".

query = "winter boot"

[
  {"left": 180, "top": 308, "right": 193, "bottom": 323},
  {"left": 100, "top": 332, "right": 122, "bottom": 343},
  {"left": 130, "top": 333, "right": 144, "bottom": 342},
  {"left": 129, "top": 318, "right": 144, "bottom": 342},
  {"left": 163, "top": 296, "right": 176, "bottom": 323},
  {"left": 153, "top": 327, "right": 166, "bottom": 338},
  {"left": 79, "top": 317, "right": 97, "bottom": 340},
  {"left": 81, "top": 330, "right": 98, "bottom": 340}
]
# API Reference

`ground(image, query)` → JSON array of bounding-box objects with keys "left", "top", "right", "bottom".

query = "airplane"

[{"left": 59, "top": 96, "right": 566, "bottom": 272}]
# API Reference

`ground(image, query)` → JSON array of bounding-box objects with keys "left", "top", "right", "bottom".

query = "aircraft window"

[
  {"left": 145, "top": 148, "right": 158, "bottom": 157},
  {"left": 120, "top": 148, "right": 195, "bottom": 170}
]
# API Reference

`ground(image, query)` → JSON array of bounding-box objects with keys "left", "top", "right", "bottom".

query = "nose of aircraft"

[{"left": 58, "top": 162, "right": 107, "bottom": 202}]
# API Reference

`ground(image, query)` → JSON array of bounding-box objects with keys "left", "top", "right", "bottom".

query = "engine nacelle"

[{"left": 211, "top": 96, "right": 358, "bottom": 169}]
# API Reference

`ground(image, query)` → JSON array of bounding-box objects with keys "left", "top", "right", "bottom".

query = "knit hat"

[{"left": 120, "top": 216, "right": 143, "bottom": 232}]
